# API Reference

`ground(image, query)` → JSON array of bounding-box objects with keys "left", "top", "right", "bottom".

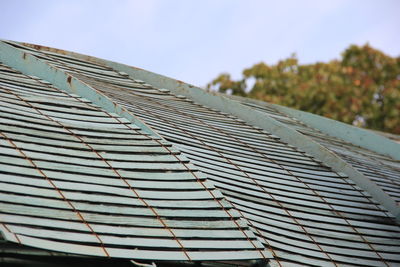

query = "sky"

[{"left": 1, "top": 0, "right": 399, "bottom": 88}]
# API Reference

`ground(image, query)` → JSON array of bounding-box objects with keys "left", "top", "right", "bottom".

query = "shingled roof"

[{"left": 0, "top": 40, "right": 399, "bottom": 267}]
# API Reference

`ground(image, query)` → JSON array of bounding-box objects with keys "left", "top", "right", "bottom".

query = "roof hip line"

[
  {"left": 0, "top": 40, "right": 161, "bottom": 139},
  {"left": 0, "top": 39, "right": 398, "bottom": 222}
]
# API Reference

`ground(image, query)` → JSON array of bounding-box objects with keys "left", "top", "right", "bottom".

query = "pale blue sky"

[{"left": 1, "top": 0, "right": 399, "bottom": 87}]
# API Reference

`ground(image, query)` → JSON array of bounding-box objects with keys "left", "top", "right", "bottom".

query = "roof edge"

[{"left": 10, "top": 40, "right": 400, "bottom": 221}]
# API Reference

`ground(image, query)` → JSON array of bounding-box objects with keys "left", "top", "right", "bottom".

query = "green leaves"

[{"left": 208, "top": 44, "right": 400, "bottom": 134}]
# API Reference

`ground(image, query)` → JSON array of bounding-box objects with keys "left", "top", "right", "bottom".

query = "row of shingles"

[
  {"left": 0, "top": 62, "right": 262, "bottom": 261},
  {"left": 1, "top": 47, "right": 270, "bottom": 258},
  {"left": 242, "top": 101, "right": 400, "bottom": 203},
  {"left": 0, "top": 236, "right": 73, "bottom": 267},
  {"left": 30, "top": 51, "right": 400, "bottom": 266}
]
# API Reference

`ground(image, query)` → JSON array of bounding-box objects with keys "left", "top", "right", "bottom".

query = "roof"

[
  {"left": 228, "top": 95, "right": 400, "bottom": 204},
  {"left": 0, "top": 40, "right": 399, "bottom": 267}
]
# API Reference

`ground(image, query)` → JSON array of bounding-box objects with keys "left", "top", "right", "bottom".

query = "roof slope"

[
  {"left": 231, "top": 96, "right": 400, "bottom": 204},
  {"left": 0, "top": 40, "right": 400, "bottom": 266},
  {"left": 0, "top": 59, "right": 267, "bottom": 262}
]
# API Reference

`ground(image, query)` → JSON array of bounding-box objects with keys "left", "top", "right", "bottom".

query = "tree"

[{"left": 208, "top": 44, "right": 400, "bottom": 134}]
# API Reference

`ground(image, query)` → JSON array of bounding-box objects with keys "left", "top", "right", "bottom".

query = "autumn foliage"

[{"left": 208, "top": 45, "right": 400, "bottom": 134}]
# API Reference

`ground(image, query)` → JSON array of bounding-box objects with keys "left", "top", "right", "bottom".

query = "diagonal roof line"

[
  {"left": 0, "top": 40, "right": 161, "bottom": 139},
  {"left": 37, "top": 45, "right": 398, "bottom": 222},
  {"left": 4, "top": 40, "right": 399, "bottom": 221}
]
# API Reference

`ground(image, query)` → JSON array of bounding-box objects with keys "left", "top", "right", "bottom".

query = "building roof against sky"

[
  {"left": 0, "top": 40, "right": 400, "bottom": 267},
  {"left": 2, "top": 0, "right": 399, "bottom": 88}
]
